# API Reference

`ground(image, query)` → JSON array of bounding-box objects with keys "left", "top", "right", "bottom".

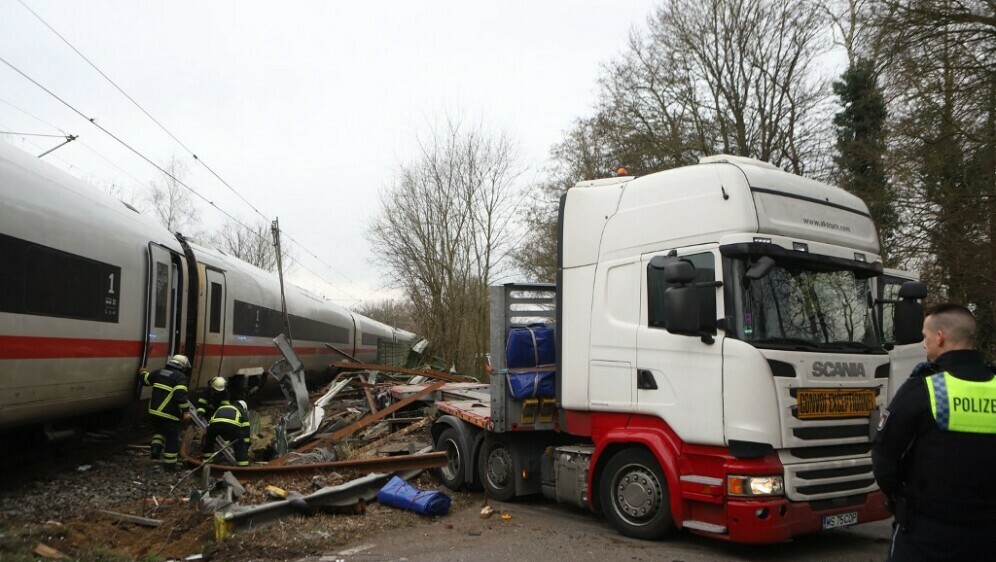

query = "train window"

[
  {"left": 0, "top": 233, "right": 120, "bottom": 322},
  {"left": 362, "top": 333, "right": 379, "bottom": 346},
  {"left": 232, "top": 299, "right": 349, "bottom": 342},
  {"left": 154, "top": 262, "right": 169, "bottom": 328},
  {"left": 209, "top": 282, "right": 222, "bottom": 333}
]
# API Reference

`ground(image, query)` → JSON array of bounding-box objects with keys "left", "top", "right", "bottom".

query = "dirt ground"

[
  {"left": 1, "top": 466, "right": 478, "bottom": 562},
  {"left": 0, "top": 401, "right": 475, "bottom": 562}
]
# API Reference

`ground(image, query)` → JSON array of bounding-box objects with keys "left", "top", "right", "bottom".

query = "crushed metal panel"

[
  {"left": 269, "top": 333, "right": 315, "bottom": 433},
  {"left": 216, "top": 472, "right": 390, "bottom": 535}
]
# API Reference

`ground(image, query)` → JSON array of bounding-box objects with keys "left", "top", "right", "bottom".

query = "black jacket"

[
  {"left": 196, "top": 388, "right": 230, "bottom": 419},
  {"left": 872, "top": 349, "right": 996, "bottom": 525},
  {"left": 141, "top": 366, "right": 190, "bottom": 421}
]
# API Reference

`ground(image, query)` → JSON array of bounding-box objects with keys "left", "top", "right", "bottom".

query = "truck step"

[{"left": 682, "top": 520, "right": 727, "bottom": 534}]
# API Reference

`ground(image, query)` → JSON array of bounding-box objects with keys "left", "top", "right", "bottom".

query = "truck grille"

[
  {"left": 783, "top": 458, "right": 878, "bottom": 501},
  {"left": 767, "top": 358, "right": 888, "bottom": 501}
]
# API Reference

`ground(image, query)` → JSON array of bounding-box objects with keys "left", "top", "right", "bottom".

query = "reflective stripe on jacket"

[
  {"left": 142, "top": 367, "right": 189, "bottom": 421},
  {"left": 210, "top": 404, "right": 251, "bottom": 443},
  {"left": 926, "top": 372, "right": 996, "bottom": 433}
]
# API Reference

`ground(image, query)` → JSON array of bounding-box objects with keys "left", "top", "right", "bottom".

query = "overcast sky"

[{"left": 0, "top": 0, "right": 656, "bottom": 306}]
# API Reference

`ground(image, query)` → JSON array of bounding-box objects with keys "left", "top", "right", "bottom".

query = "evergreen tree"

[{"left": 832, "top": 59, "right": 897, "bottom": 264}]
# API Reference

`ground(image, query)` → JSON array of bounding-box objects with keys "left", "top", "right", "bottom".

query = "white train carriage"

[
  {"left": 0, "top": 141, "right": 190, "bottom": 429},
  {"left": 0, "top": 141, "right": 414, "bottom": 432}
]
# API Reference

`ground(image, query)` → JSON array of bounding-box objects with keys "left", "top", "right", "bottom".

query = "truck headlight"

[{"left": 728, "top": 475, "right": 784, "bottom": 497}]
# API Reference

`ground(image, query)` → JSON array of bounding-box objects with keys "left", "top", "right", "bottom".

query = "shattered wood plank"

[
  {"left": 331, "top": 361, "right": 468, "bottom": 383},
  {"left": 97, "top": 509, "right": 162, "bottom": 527},
  {"left": 33, "top": 543, "right": 67, "bottom": 559},
  {"left": 272, "top": 380, "right": 445, "bottom": 465},
  {"left": 362, "top": 374, "right": 379, "bottom": 414},
  {"left": 351, "top": 416, "right": 432, "bottom": 457}
]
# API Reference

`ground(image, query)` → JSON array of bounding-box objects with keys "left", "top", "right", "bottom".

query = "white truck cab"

[{"left": 433, "top": 155, "right": 927, "bottom": 544}]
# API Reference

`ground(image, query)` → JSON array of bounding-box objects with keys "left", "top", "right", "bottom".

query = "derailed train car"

[{"left": 0, "top": 141, "right": 413, "bottom": 433}]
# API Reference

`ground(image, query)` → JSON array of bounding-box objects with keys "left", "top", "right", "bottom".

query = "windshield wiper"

[
  {"left": 824, "top": 340, "right": 883, "bottom": 353},
  {"left": 752, "top": 337, "right": 821, "bottom": 351}
]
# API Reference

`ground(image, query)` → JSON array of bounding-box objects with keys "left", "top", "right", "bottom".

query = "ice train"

[{"left": 0, "top": 141, "right": 414, "bottom": 433}]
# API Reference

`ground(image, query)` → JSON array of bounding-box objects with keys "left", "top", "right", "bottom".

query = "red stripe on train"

[
  {"left": 0, "top": 335, "right": 370, "bottom": 360},
  {"left": 0, "top": 335, "right": 144, "bottom": 359}
]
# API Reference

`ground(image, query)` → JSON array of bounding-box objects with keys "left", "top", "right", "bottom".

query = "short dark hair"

[{"left": 925, "top": 303, "right": 976, "bottom": 346}]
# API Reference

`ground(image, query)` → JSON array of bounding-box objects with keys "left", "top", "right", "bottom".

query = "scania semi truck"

[{"left": 429, "top": 154, "right": 926, "bottom": 544}]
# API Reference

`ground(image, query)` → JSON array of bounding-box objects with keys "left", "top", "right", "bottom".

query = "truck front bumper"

[{"left": 715, "top": 490, "right": 891, "bottom": 544}]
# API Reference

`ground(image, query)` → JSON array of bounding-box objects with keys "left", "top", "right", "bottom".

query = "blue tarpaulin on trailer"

[{"left": 376, "top": 476, "right": 451, "bottom": 516}]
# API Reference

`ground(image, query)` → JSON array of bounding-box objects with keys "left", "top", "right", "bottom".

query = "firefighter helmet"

[
  {"left": 237, "top": 400, "right": 248, "bottom": 411},
  {"left": 210, "top": 377, "right": 226, "bottom": 392},
  {"left": 167, "top": 354, "right": 190, "bottom": 370}
]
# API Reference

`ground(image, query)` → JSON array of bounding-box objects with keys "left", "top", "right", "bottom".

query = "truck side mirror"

[
  {"left": 745, "top": 256, "right": 776, "bottom": 280},
  {"left": 663, "top": 260, "right": 696, "bottom": 284},
  {"left": 894, "top": 281, "right": 927, "bottom": 345},
  {"left": 664, "top": 286, "right": 700, "bottom": 335}
]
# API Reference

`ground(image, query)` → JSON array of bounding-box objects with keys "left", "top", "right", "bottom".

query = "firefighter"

[
  {"left": 203, "top": 400, "right": 251, "bottom": 467},
  {"left": 872, "top": 303, "right": 996, "bottom": 561},
  {"left": 196, "top": 376, "right": 231, "bottom": 420},
  {"left": 139, "top": 354, "right": 191, "bottom": 472}
]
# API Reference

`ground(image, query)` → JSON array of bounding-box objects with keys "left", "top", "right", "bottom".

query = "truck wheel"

[
  {"left": 479, "top": 437, "right": 516, "bottom": 501},
  {"left": 599, "top": 448, "right": 675, "bottom": 540},
  {"left": 433, "top": 428, "right": 466, "bottom": 490}
]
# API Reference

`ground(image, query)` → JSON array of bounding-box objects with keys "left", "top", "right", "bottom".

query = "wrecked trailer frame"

[
  {"left": 179, "top": 428, "right": 447, "bottom": 479},
  {"left": 213, "top": 468, "right": 428, "bottom": 537}
]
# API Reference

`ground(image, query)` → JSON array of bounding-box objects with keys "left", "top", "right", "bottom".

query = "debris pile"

[{"left": 0, "top": 335, "right": 485, "bottom": 560}]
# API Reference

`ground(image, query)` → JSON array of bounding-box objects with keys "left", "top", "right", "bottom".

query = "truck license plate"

[
  {"left": 796, "top": 389, "right": 876, "bottom": 419},
  {"left": 822, "top": 511, "right": 858, "bottom": 530}
]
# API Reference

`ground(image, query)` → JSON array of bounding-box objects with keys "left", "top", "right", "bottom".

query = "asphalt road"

[{"left": 305, "top": 496, "right": 894, "bottom": 562}]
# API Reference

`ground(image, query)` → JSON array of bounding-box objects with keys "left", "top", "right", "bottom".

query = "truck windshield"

[{"left": 729, "top": 256, "right": 883, "bottom": 352}]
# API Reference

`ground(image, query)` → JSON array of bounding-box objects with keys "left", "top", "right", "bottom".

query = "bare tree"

[
  {"left": 354, "top": 298, "right": 416, "bottom": 333},
  {"left": 369, "top": 117, "right": 522, "bottom": 377},
  {"left": 143, "top": 156, "right": 199, "bottom": 234},
  {"left": 513, "top": 116, "right": 619, "bottom": 282},
  {"left": 598, "top": 0, "right": 835, "bottom": 176},
  {"left": 210, "top": 217, "right": 292, "bottom": 273}
]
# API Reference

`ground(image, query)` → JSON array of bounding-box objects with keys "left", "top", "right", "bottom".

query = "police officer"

[
  {"left": 139, "top": 354, "right": 191, "bottom": 472},
  {"left": 872, "top": 303, "right": 996, "bottom": 561},
  {"left": 203, "top": 400, "right": 251, "bottom": 467},
  {"left": 196, "top": 376, "right": 231, "bottom": 420}
]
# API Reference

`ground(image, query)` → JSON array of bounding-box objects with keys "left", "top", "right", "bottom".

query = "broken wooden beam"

[
  {"left": 97, "top": 509, "right": 162, "bottom": 527},
  {"left": 332, "top": 361, "right": 469, "bottom": 383},
  {"left": 271, "top": 380, "right": 445, "bottom": 465},
  {"left": 351, "top": 417, "right": 432, "bottom": 457}
]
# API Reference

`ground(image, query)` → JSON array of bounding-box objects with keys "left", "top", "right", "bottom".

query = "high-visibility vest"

[{"left": 925, "top": 372, "right": 996, "bottom": 433}]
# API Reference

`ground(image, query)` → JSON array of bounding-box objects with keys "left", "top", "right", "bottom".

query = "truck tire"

[
  {"left": 434, "top": 427, "right": 467, "bottom": 490},
  {"left": 479, "top": 436, "right": 516, "bottom": 501},
  {"left": 599, "top": 448, "right": 675, "bottom": 540}
]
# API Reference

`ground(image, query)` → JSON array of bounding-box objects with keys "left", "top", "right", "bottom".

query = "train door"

[
  {"left": 200, "top": 268, "right": 227, "bottom": 381},
  {"left": 142, "top": 243, "right": 180, "bottom": 372}
]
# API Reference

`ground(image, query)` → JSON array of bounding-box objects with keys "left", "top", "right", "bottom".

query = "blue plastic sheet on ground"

[{"left": 376, "top": 475, "right": 451, "bottom": 516}]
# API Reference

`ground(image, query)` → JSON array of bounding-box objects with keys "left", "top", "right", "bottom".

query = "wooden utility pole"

[{"left": 271, "top": 217, "right": 292, "bottom": 344}]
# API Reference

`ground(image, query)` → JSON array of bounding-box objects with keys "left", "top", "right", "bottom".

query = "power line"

[
  {"left": 0, "top": 55, "right": 260, "bottom": 231},
  {"left": 18, "top": 0, "right": 271, "bottom": 223},
  {"left": 0, "top": 131, "right": 65, "bottom": 138},
  {"left": 16, "top": 1, "right": 359, "bottom": 294},
  {"left": 0, "top": 95, "right": 157, "bottom": 193}
]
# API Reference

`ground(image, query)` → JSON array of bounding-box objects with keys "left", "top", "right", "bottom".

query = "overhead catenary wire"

[
  {"left": 2, "top": 95, "right": 177, "bottom": 197},
  {"left": 17, "top": 0, "right": 268, "bottom": 220},
  {"left": 15, "top": 1, "right": 359, "bottom": 290},
  {"left": 0, "top": 131, "right": 67, "bottom": 138}
]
